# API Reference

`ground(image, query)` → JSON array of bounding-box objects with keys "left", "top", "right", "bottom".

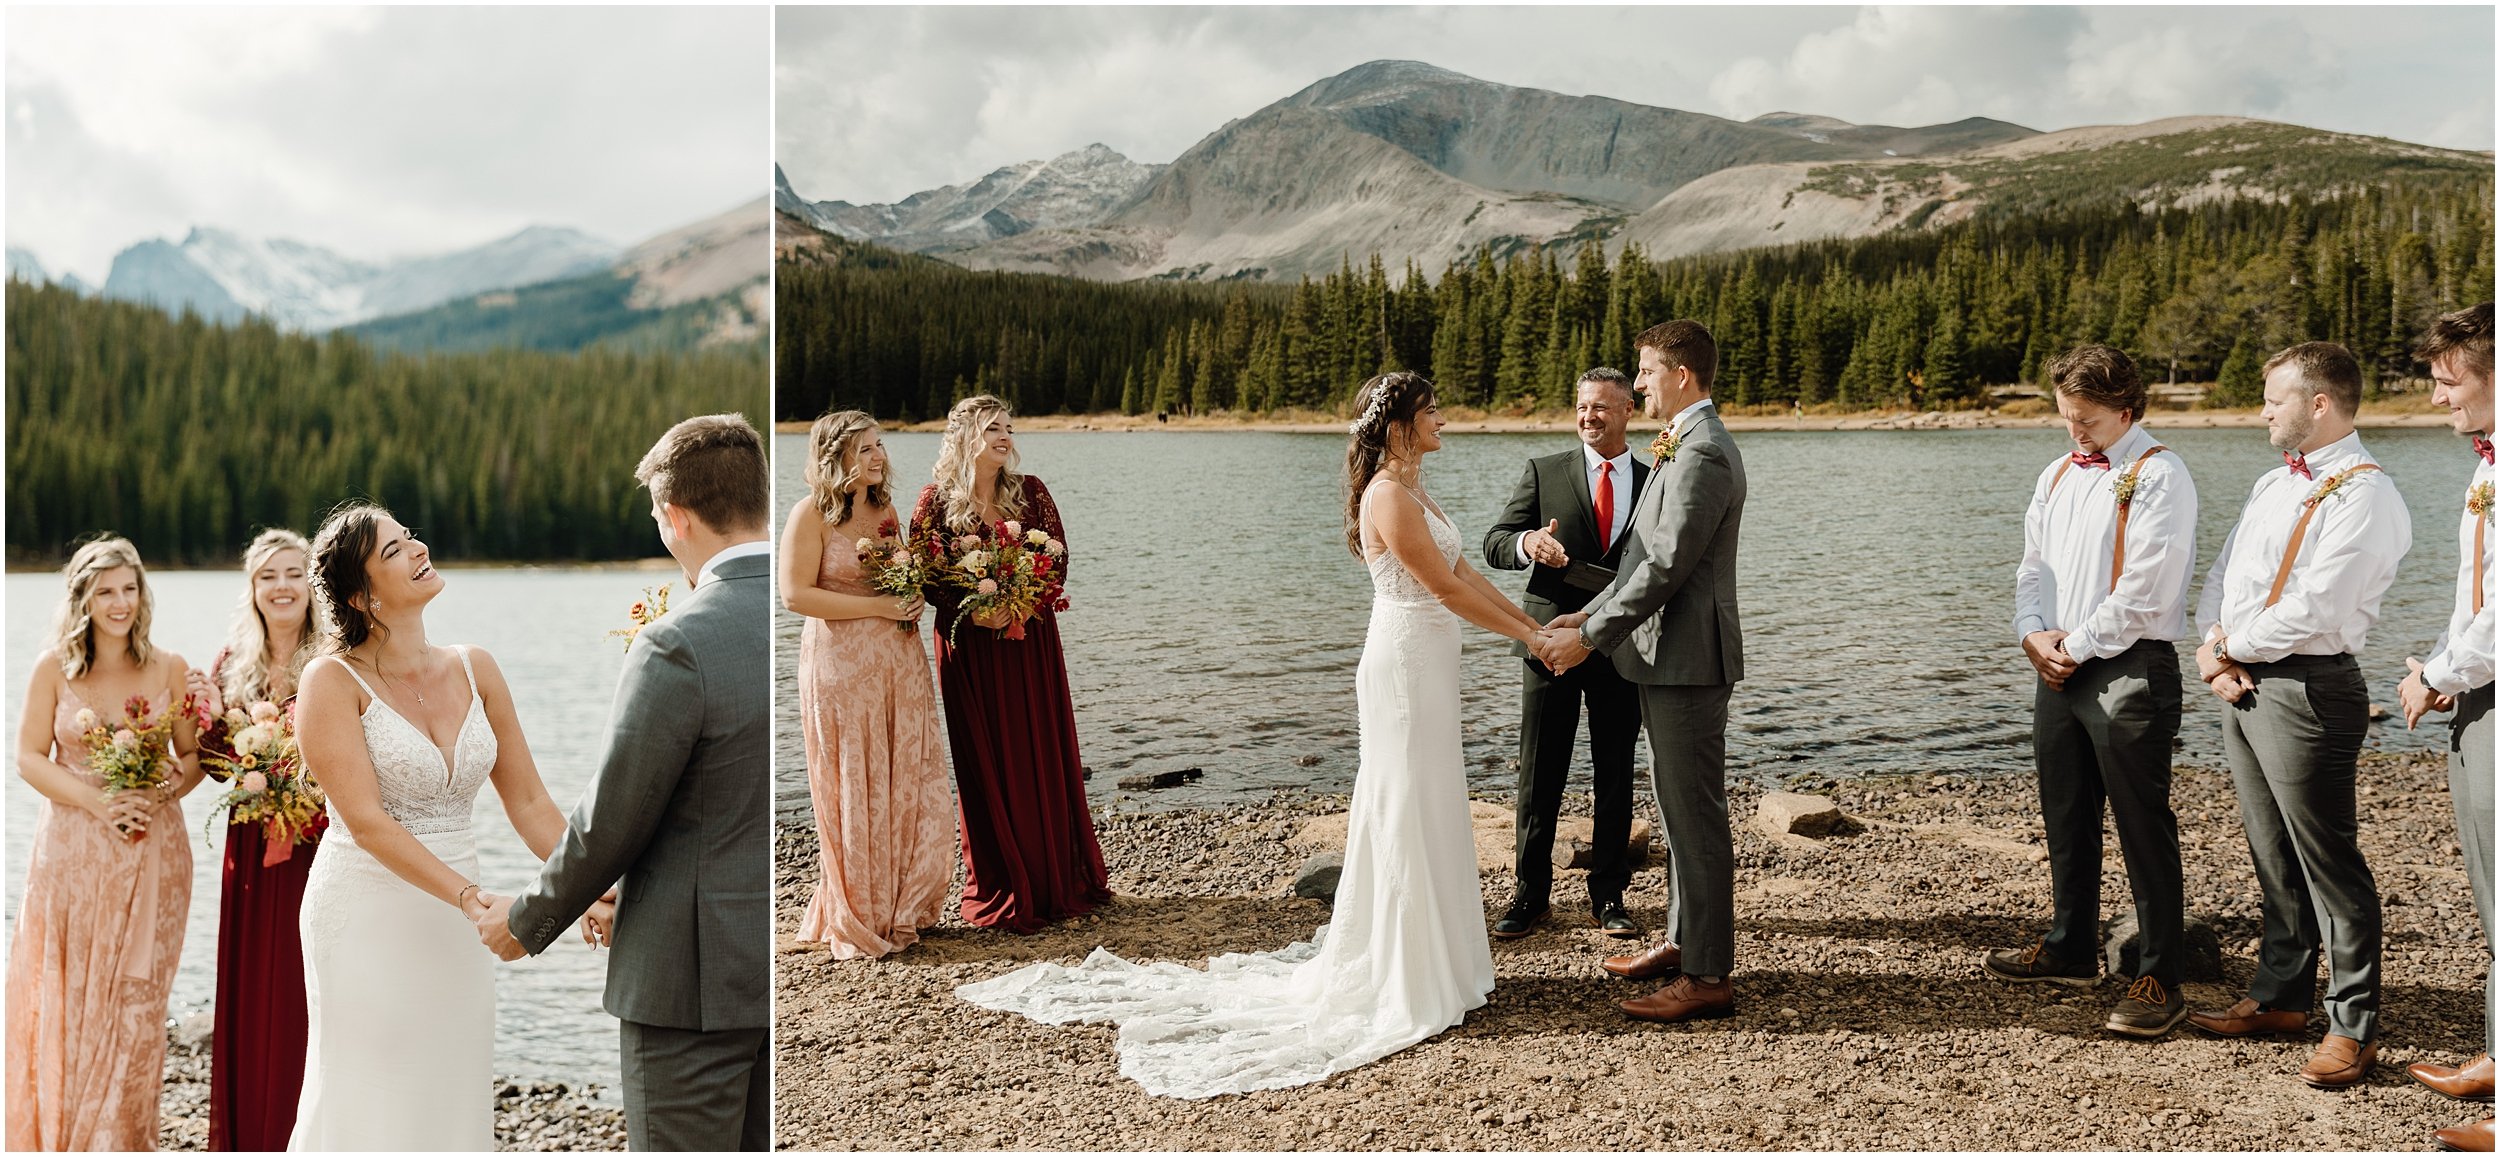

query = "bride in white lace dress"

[
  {"left": 289, "top": 504, "right": 606, "bottom": 1150},
  {"left": 960, "top": 372, "right": 1547, "bottom": 1098}
]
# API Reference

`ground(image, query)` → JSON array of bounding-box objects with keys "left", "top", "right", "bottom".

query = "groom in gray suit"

[
  {"left": 1534, "top": 319, "right": 1747, "bottom": 1024},
  {"left": 474, "top": 414, "right": 773, "bottom": 1150}
]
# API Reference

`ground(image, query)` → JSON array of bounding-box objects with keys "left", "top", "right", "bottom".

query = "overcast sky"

[
  {"left": 778, "top": 5, "right": 2494, "bottom": 205},
  {"left": 7, "top": 6, "right": 768, "bottom": 285}
]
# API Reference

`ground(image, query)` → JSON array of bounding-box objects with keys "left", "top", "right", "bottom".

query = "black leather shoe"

[
  {"left": 1594, "top": 901, "right": 1640, "bottom": 939},
  {"left": 1491, "top": 901, "right": 1548, "bottom": 940}
]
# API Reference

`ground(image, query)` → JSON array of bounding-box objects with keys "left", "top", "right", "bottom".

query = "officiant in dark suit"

[{"left": 1482, "top": 366, "right": 1651, "bottom": 940}]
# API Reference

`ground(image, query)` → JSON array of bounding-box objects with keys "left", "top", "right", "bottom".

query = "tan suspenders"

[
  {"left": 2263, "top": 464, "right": 2385, "bottom": 608},
  {"left": 2048, "top": 444, "right": 2170, "bottom": 593}
]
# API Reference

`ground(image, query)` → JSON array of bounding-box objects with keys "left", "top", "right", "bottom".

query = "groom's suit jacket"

[
  {"left": 1580, "top": 407, "right": 1746, "bottom": 685},
  {"left": 510, "top": 551, "right": 770, "bottom": 1033},
  {"left": 1483, "top": 447, "right": 1651, "bottom": 659}
]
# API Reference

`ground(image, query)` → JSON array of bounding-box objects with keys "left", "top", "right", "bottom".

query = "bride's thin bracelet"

[{"left": 455, "top": 883, "right": 481, "bottom": 911}]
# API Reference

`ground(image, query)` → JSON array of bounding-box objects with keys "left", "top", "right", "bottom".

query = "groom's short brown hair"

[
  {"left": 1634, "top": 320, "right": 1717, "bottom": 391},
  {"left": 637, "top": 413, "right": 768, "bottom": 534}
]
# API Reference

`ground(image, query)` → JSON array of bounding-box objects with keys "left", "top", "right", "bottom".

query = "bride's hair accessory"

[{"left": 1347, "top": 387, "right": 1395, "bottom": 436}]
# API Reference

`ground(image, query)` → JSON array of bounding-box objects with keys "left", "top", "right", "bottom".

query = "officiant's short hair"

[
  {"left": 638, "top": 414, "right": 769, "bottom": 533},
  {"left": 1634, "top": 320, "right": 1716, "bottom": 390}
]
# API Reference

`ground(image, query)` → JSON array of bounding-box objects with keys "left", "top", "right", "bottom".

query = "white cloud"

[
  {"left": 6, "top": 5, "right": 768, "bottom": 285},
  {"left": 778, "top": 5, "right": 2493, "bottom": 208}
]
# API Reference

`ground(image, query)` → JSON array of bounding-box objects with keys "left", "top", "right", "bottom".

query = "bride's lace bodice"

[
  {"left": 332, "top": 647, "right": 497, "bottom": 837},
  {"left": 1365, "top": 490, "right": 1461, "bottom": 607}
]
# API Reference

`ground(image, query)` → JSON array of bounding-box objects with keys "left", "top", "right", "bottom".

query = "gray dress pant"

[
  {"left": 1637, "top": 682, "right": 1735, "bottom": 978},
  {"left": 2450, "top": 684, "right": 2495, "bottom": 1056},
  {"left": 2034, "top": 639, "right": 2185, "bottom": 985},
  {"left": 2221, "top": 653, "right": 2380, "bottom": 1042},
  {"left": 621, "top": 1020, "right": 770, "bottom": 1151}
]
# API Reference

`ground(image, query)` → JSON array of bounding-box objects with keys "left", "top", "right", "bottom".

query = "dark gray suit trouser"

[
  {"left": 1638, "top": 682, "right": 1735, "bottom": 978},
  {"left": 2450, "top": 684, "right": 2496, "bottom": 1056},
  {"left": 2222, "top": 653, "right": 2380, "bottom": 1042},
  {"left": 1515, "top": 655, "right": 1641, "bottom": 910},
  {"left": 2034, "top": 639, "right": 2185, "bottom": 985},
  {"left": 621, "top": 1021, "right": 770, "bottom": 1151}
]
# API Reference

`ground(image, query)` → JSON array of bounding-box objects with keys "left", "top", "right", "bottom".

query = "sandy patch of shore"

[{"left": 772, "top": 752, "right": 2487, "bottom": 1151}]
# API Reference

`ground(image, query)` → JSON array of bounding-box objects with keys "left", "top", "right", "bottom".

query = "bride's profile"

[
  {"left": 289, "top": 503, "right": 608, "bottom": 1149},
  {"left": 957, "top": 371, "right": 1542, "bottom": 1098}
]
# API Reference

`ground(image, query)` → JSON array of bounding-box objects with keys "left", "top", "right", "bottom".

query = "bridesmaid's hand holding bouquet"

[
  {"left": 856, "top": 518, "right": 933, "bottom": 632},
  {"left": 75, "top": 693, "right": 190, "bottom": 842},
  {"left": 935, "top": 519, "right": 1068, "bottom": 644}
]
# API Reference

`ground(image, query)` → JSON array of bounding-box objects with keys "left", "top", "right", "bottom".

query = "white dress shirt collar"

[
  {"left": 2290, "top": 430, "right": 2369, "bottom": 477},
  {"left": 695, "top": 539, "right": 773, "bottom": 587},
  {"left": 1580, "top": 442, "right": 1634, "bottom": 474},
  {"left": 1669, "top": 397, "right": 1718, "bottom": 439}
]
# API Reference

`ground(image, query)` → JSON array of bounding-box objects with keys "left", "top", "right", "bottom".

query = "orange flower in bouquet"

[
  {"left": 75, "top": 693, "right": 191, "bottom": 841},
  {"left": 932, "top": 518, "right": 1069, "bottom": 644},
  {"left": 856, "top": 517, "right": 936, "bottom": 633}
]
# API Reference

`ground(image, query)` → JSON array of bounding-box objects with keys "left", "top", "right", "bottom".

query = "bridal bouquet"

[
  {"left": 202, "top": 700, "right": 327, "bottom": 864},
  {"left": 608, "top": 583, "right": 673, "bottom": 651},
  {"left": 933, "top": 519, "right": 1068, "bottom": 644},
  {"left": 856, "top": 517, "right": 936, "bottom": 632},
  {"left": 75, "top": 693, "right": 191, "bottom": 840}
]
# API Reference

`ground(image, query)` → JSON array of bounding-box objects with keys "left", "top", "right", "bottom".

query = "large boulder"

[
  {"left": 2103, "top": 912, "right": 2225, "bottom": 982},
  {"left": 1757, "top": 792, "right": 1850, "bottom": 838},
  {"left": 1292, "top": 851, "right": 1344, "bottom": 900}
]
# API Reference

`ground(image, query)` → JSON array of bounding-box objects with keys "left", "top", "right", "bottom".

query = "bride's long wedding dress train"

[
  {"left": 290, "top": 649, "right": 498, "bottom": 1150},
  {"left": 959, "top": 502, "right": 1495, "bottom": 1098}
]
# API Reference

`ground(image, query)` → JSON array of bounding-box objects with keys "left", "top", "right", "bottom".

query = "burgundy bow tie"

[
  {"left": 2068, "top": 451, "right": 2110, "bottom": 470},
  {"left": 2284, "top": 452, "right": 2312, "bottom": 481},
  {"left": 2476, "top": 435, "right": 2494, "bottom": 466}
]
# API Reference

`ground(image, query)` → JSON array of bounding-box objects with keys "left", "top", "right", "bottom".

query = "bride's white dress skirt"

[{"left": 962, "top": 513, "right": 1494, "bottom": 1099}]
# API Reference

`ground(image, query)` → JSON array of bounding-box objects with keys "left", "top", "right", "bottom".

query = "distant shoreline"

[{"left": 779, "top": 403, "right": 2456, "bottom": 436}]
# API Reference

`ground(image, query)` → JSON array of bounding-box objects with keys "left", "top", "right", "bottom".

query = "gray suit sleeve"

[
  {"left": 508, "top": 621, "right": 702, "bottom": 955},
  {"left": 1482, "top": 459, "right": 1541, "bottom": 571},
  {"left": 1581, "top": 440, "right": 1735, "bottom": 655}
]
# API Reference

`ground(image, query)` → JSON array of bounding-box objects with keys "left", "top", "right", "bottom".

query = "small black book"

[{"left": 1561, "top": 560, "right": 1616, "bottom": 593}]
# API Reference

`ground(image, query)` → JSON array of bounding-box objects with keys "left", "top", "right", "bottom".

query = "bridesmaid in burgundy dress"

[
  {"left": 190, "top": 528, "right": 323, "bottom": 1150},
  {"left": 910, "top": 395, "right": 1109, "bottom": 932}
]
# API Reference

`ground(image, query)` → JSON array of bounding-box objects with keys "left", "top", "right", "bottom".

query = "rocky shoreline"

[
  {"left": 155, "top": 1016, "right": 626, "bottom": 1151},
  {"left": 773, "top": 751, "right": 2488, "bottom": 1151}
]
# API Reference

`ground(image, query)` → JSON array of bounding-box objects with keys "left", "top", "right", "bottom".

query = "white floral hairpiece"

[{"left": 1347, "top": 388, "right": 1394, "bottom": 436}]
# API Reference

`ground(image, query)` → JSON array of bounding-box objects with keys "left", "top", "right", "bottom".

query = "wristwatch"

[{"left": 2210, "top": 635, "right": 2231, "bottom": 665}]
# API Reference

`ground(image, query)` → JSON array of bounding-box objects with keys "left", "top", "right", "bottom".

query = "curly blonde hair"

[
  {"left": 807, "top": 410, "right": 886, "bottom": 529},
  {"left": 929, "top": 394, "right": 1025, "bottom": 534},
  {"left": 220, "top": 528, "right": 322, "bottom": 705},
  {"left": 52, "top": 536, "right": 155, "bottom": 679}
]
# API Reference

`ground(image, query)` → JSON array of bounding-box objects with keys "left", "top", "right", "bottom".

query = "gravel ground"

[
  {"left": 773, "top": 752, "right": 2490, "bottom": 1151},
  {"left": 155, "top": 1017, "right": 627, "bottom": 1151}
]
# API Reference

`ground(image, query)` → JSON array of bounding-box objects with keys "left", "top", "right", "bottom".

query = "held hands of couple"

[
  {"left": 1531, "top": 612, "right": 1592, "bottom": 674},
  {"left": 464, "top": 888, "right": 527, "bottom": 962},
  {"left": 2021, "top": 630, "right": 2077, "bottom": 691},
  {"left": 2398, "top": 657, "right": 2455, "bottom": 729}
]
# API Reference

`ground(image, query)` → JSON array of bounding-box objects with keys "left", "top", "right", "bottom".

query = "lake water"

[
  {"left": 772, "top": 426, "right": 2471, "bottom": 818},
  {"left": 3, "top": 566, "right": 684, "bottom": 1095}
]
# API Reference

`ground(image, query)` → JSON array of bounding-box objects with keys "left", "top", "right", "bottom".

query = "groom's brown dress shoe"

[
  {"left": 2297, "top": 1034, "right": 2376, "bottom": 1089},
  {"left": 2412, "top": 1054, "right": 2497, "bottom": 1102},
  {"left": 2433, "top": 1117, "right": 2496, "bottom": 1152},
  {"left": 2187, "top": 998, "right": 2309, "bottom": 1038},
  {"left": 1620, "top": 974, "right": 1734, "bottom": 1023},
  {"left": 1601, "top": 939, "right": 1681, "bottom": 980}
]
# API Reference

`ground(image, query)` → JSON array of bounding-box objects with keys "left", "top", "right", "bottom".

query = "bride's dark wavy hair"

[
  {"left": 1342, "top": 371, "right": 1437, "bottom": 558},
  {"left": 309, "top": 502, "right": 392, "bottom": 654}
]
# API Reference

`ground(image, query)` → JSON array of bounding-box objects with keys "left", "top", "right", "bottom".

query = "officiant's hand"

[
  {"left": 1522, "top": 520, "right": 1570, "bottom": 568},
  {"left": 2021, "top": 631, "right": 2077, "bottom": 690},
  {"left": 471, "top": 891, "right": 526, "bottom": 961}
]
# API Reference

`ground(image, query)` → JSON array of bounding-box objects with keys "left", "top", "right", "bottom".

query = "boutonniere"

[
  {"left": 2111, "top": 471, "right": 2144, "bottom": 509},
  {"left": 2305, "top": 469, "right": 2364, "bottom": 508},
  {"left": 607, "top": 583, "right": 673, "bottom": 650},
  {"left": 1648, "top": 429, "right": 1681, "bottom": 466},
  {"left": 2470, "top": 481, "right": 2494, "bottom": 521}
]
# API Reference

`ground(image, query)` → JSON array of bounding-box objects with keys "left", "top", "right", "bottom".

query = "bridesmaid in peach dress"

[
  {"left": 7, "top": 536, "right": 206, "bottom": 1150},
  {"left": 780, "top": 410, "right": 953, "bottom": 959}
]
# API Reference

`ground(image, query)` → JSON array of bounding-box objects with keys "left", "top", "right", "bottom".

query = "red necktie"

[
  {"left": 2475, "top": 436, "right": 2494, "bottom": 465},
  {"left": 2068, "top": 451, "right": 2110, "bottom": 470},
  {"left": 2284, "top": 452, "right": 2312, "bottom": 481},
  {"left": 1593, "top": 461, "right": 1615, "bottom": 553}
]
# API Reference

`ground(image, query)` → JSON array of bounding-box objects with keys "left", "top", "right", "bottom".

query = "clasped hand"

[
  {"left": 466, "top": 888, "right": 617, "bottom": 961},
  {"left": 1529, "top": 612, "right": 1592, "bottom": 674},
  {"left": 2021, "top": 631, "right": 2077, "bottom": 691},
  {"left": 2193, "top": 635, "right": 2254, "bottom": 704},
  {"left": 2398, "top": 657, "right": 2455, "bottom": 729}
]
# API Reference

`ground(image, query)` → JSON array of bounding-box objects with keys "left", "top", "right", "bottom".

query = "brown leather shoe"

[
  {"left": 1620, "top": 974, "right": 1734, "bottom": 1023},
  {"left": 2298, "top": 1034, "right": 2377, "bottom": 1088},
  {"left": 2188, "top": 998, "right": 2309, "bottom": 1038},
  {"left": 2434, "top": 1118, "right": 2495, "bottom": 1152},
  {"left": 1601, "top": 939, "right": 1682, "bottom": 981},
  {"left": 2412, "top": 1054, "right": 2497, "bottom": 1102}
]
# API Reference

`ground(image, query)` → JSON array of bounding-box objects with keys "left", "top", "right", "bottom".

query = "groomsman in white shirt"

[
  {"left": 1983, "top": 346, "right": 2198, "bottom": 1038},
  {"left": 2186, "top": 341, "right": 2412, "bottom": 1088},
  {"left": 2393, "top": 303, "right": 2495, "bottom": 1153}
]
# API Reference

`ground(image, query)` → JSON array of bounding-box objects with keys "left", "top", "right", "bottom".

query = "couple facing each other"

[
  {"left": 286, "top": 413, "right": 770, "bottom": 1151},
  {"left": 957, "top": 318, "right": 1746, "bottom": 1097}
]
